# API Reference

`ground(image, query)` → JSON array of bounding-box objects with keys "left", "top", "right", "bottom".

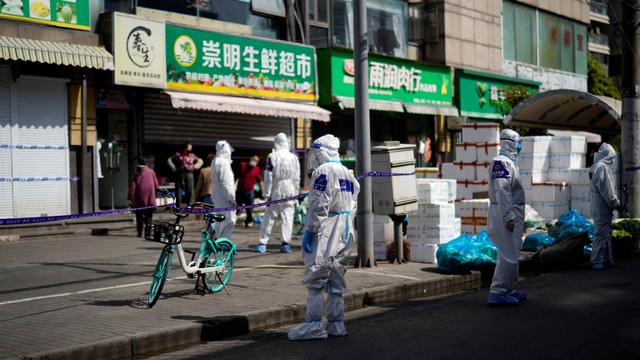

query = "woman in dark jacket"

[{"left": 128, "top": 157, "right": 159, "bottom": 237}]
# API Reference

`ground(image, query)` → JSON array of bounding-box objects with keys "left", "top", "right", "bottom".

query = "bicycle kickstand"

[
  {"left": 194, "top": 275, "right": 206, "bottom": 296},
  {"left": 216, "top": 273, "right": 231, "bottom": 295}
]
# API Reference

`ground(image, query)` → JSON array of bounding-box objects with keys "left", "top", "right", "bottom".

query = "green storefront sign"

[
  {"left": 0, "top": 0, "right": 90, "bottom": 30},
  {"left": 166, "top": 25, "right": 317, "bottom": 102},
  {"left": 318, "top": 49, "right": 453, "bottom": 107},
  {"left": 456, "top": 69, "right": 540, "bottom": 119}
]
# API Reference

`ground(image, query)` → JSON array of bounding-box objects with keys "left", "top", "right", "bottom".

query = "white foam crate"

[
  {"left": 461, "top": 222, "right": 488, "bottom": 236},
  {"left": 550, "top": 136, "right": 587, "bottom": 154},
  {"left": 547, "top": 168, "right": 590, "bottom": 185},
  {"left": 462, "top": 123, "right": 500, "bottom": 144},
  {"left": 455, "top": 142, "right": 478, "bottom": 162},
  {"left": 426, "top": 179, "right": 457, "bottom": 202},
  {"left": 517, "top": 153, "right": 549, "bottom": 170},
  {"left": 476, "top": 143, "right": 500, "bottom": 163},
  {"left": 406, "top": 223, "right": 461, "bottom": 245},
  {"left": 409, "top": 242, "right": 438, "bottom": 263},
  {"left": 549, "top": 153, "right": 586, "bottom": 169},
  {"left": 519, "top": 169, "right": 547, "bottom": 187},
  {"left": 373, "top": 215, "right": 394, "bottom": 244},
  {"left": 475, "top": 161, "right": 491, "bottom": 182},
  {"left": 440, "top": 162, "right": 476, "bottom": 180},
  {"left": 409, "top": 203, "right": 456, "bottom": 225},
  {"left": 374, "top": 241, "right": 388, "bottom": 261},
  {"left": 416, "top": 179, "right": 449, "bottom": 204},
  {"left": 531, "top": 182, "right": 570, "bottom": 202},
  {"left": 455, "top": 199, "right": 490, "bottom": 218},
  {"left": 571, "top": 184, "right": 591, "bottom": 199},
  {"left": 529, "top": 201, "right": 570, "bottom": 220},
  {"left": 521, "top": 136, "right": 552, "bottom": 154},
  {"left": 456, "top": 180, "right": 488, "bottom": 200}
]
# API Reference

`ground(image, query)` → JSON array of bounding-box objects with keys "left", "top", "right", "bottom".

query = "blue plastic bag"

[
  {"left": 436, "top": 231, "right": 497, "bottom": 275},
  {"left": 523, "top": 233, "right": 554, "bottom": 252}
]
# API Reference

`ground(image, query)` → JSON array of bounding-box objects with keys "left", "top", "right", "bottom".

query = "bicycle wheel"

[
  {"left": 292, "top": 204, "right": 306, "bottom": 236},
  {"left": 202, "top": 238, "right": 236, "bottom": 293},
  {"left": 148, "top": 245, "right": 174, "bottom": 308}
]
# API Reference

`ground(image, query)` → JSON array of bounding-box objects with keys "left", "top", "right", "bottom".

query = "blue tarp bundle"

[{"left": 436, "top": 231, "right": 497, "bottom": 275}]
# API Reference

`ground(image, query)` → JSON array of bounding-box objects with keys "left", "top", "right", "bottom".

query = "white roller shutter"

[
  {"left": 12, "top": 76, "right": 70, "bottom": 218},
  {"left": 143, "top": 92, "right": 292, "bottom": 149},
  {"left": 0, "top": 66, "right": 12, "bottom": 218}
]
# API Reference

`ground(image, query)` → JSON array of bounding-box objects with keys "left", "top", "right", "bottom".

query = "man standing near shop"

[
  {"left": 236, "top": 155, "right": 263, "bottom": 228},
  {"left": 168, "top": 143, "right": 203, "bottom": 206}
]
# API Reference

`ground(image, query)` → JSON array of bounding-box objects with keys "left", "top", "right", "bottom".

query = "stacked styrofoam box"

[
  {"left": 531, "top": 182, "right": 570, "bottom": 202},
  {"left": 475, "top": 161, "right": 491, "bottom": 182},
  {"left": 547, "top": 168, "right": 590, "bottom": 185},
  {"left": 517, "top": 153, "right": 550, "bottom": 170},
  {"left": 528, "top": 201, "right": 570, "bottom": 220},
  {"left": 373, "top": 215, "right": 394, "bottom": 260},
  {"left": 440, "top": 162, "right": 476, "bottom": 180},
  {"left": 521, "top": 136, "right": 552, "bottom": 154},
  {"left": 462, "top": 123, "right": 501, "bottom": 144},
  {"left": 415, "top": 167, "right": 439, "bottom": 179},
  {"left": 519, "top": 169, "right": 547, "bottom": 187},
  {"left": 455, "top": 199, "right": 490, "bottom": 235},
  {"left": 549, "top": 136, "right": 587, "bottom": 169},
  {"left": 408, "top": 179, "right": 461, "bottom": 263},
  {"left": 455, "top": 142, "right": 477, "bottom": 162},
  {"left": 456, "top": 180, "right": 488, "bottom": 200},
  {"left": 476, "top": 142, "right": 500, "bottom": 163},
  {"left": 571, "top": 184, "right": 591, "bottom": 217}
]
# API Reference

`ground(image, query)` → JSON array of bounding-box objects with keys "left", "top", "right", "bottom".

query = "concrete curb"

[{"left": 22, "top": 273, "right": 481, "bottom": 360}]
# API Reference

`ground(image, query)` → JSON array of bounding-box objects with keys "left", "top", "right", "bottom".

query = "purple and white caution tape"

[
  {"left": 0, "top": 177, "right": 80, "bottom": 182},
  {"left": 0, "top": 171, "right": 414, "bottom": 225}
]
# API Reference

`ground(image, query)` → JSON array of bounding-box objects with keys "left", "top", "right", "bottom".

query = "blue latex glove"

[{"left": 302, "top": 230, "right": 317, "bottom": 253}]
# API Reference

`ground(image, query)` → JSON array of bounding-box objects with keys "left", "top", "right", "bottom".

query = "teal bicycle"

[
  {"left": 145, "top": 190, "right": 237, "bottom": 308},
  {"left": 292, "top": 197, "right": 307, "bottom": 236}
]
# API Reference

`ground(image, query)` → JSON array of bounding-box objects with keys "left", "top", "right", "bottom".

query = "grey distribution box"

[{"left": 371, "top": 143, "right": 418, "bottom": 215}]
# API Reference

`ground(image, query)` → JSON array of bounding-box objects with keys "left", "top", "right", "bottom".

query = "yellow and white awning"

[{"left": 0, "top": 36, "right": 114, "bottom": 71}]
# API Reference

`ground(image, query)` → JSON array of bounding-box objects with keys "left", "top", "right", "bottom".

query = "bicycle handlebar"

[
  {"left": 156, "top": 188, "right": 189, "bottom": 219},
  {"left": 193, "top": 202, "right": 215, "bottom": 209}
]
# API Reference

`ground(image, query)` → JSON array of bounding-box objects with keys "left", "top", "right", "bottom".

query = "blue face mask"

[{"left": 516, "top": 144, "right": 522, "bottom": 154}]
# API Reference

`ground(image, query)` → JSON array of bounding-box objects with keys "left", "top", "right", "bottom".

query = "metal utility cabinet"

[
  {"left": 371, "top": 142, "right": 418, "bottom": 264},
  {"left": 371, "top": 143, "right": 418, "bottom": 215}
]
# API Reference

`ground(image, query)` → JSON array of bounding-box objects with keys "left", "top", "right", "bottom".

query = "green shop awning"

[
  {"left": 0, "top": 36, "right": 114, "bottom": 71},
  {"left": 334, "top": 95, "right": 404, "bottom": 112}
]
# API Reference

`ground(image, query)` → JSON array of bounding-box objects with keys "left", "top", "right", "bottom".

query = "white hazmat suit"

[
  {"left": 257, "top": 133, "right": 301, "bottom": 253},
  {"left": 589, "top": 143, "right": 621, "bottom": 269},
  {"left": 211, "top": 140, "right": 237, "bottom": 239},
  {"left": 486, "top": 129, "right": 526, "bottom": 306},
  {"left": 288, "top": 134, "right": 360, "bottom": 340}
]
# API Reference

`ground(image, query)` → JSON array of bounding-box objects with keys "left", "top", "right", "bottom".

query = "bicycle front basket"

[{"left": 144, "top": 222, "right": 185, "bottom": 245}]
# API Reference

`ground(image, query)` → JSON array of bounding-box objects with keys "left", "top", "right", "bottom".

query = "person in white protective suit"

[
  {"left": 211, "top": 140, "right": 237, "bottom": 239},
  {"left": 486, "top": 129, "right": 527, "bottom": 306},
  {"left": 256, "top": 133, "right": 301, "bottom": 254},
  {"left": 589, "top": 143, "right": 622, "bottom": 270},
  {"left": 288, "top": 134, "right": 360, "bottom": 340}
]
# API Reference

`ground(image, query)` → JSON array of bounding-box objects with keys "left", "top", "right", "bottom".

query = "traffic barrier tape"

[{"left": 0, "top": 171, "right": 415, "bottom": 225}]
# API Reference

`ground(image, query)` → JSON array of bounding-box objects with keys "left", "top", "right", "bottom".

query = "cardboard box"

[
  {"left": 440, "top": 162, "right": 477, "bottom": 180},
  {"left": 531, "top": 182, "right": 570, "bottom": 202},
  {"left": 409, "top": 242, "right": 438, "bottom": 263},
  {"left": 476, "top": 143, "right": 500, "bottom": 163},
  {"left": 520, "top": 169, "right": 547, "bottom": 187},
  {"left": 529, "top": 201, "right": 570, "bottom": 220},
  {"left": 549, "top": 153, "right": 586, "bottom": 169},
  {"left": 462, "top": 123, "right": 500, "bottom": 143},
  {"left": 546, "top": 168, "right": 590, "bottom": 185},
  {"left": 415, "top": 167, "right": 439, "bottom": 179},
  {"left": 517, "top": 153, "right": 549, "bottom": 170},
  {"left": 409, "top": 203, "right": 456, "bottom": 225},
  {"left": 416, "top": 179, "right": 449, "bottom": 204},
  {"left": 550, "top": 136, "right": 587, "bottom": 154},
  {"left": 455, "top": 142, "right": 478, "bottom": 162},
  {"left": 475, "top": 161, "right": 491, "bottom": 182},
  {"left": 455, "top": 199, "right": 490, "bottom": 218},
  {"left": 407, "top": 223, "right": 461, "bottom": 245},
  {"left": 521, "top": 136, "right": 552, "bottom": 154},
  {"left": 456, "top": 180, "right": 488, "bottom": 200}
]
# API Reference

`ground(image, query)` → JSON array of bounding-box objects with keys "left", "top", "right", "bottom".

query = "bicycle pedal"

[{"left": 195, "top": 284, "right": 206, "bottom": 296}]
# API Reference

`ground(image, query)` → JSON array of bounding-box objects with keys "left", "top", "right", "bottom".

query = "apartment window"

[
  {"left": 408, "top": 3, "right": 423, "bottom": 43},
  {"left": 310, "top": 0, "right": 329, "bottom": 25},
  {"left": 502, "top": 1, "right": 537, "bottom": 65}
]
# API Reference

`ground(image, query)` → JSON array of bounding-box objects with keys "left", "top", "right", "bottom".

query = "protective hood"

[
  {"left": 273, "top": 132, "right": 289, "bottom": 152},
  {"left": 594, "top": 142, "right": 616, "bottom": 165},
  {"left": 215, "top": 140, "right": 233, "bottom": 161},
  {"left": 308, "top": 134, "right": 340, "bottom": 172},
  {"left": 499, "top": 129, "right": 521, "bottom": 159}
]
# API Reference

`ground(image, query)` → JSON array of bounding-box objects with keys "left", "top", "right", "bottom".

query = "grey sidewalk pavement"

[{"left": 0, "top": 215, "right": 482, "bottom": 360}]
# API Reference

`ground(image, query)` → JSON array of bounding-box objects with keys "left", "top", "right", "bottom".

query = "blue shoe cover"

[
  {"left": 280, "top": 243, "right": 291, "bottom": 253},
  {"left": 487, "top": 293, "right": 519, "bottom": 306},
  {"left": 591, "top": 262, "right": 604, "bottom": 270},
  {"left": 510, "top": 290, "right": 527, "bottom": 301},
  {"left": 255, "top": 244, "right": 267, "bottom": 253}
]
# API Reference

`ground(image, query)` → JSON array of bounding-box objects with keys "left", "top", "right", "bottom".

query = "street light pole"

[
  {"left": 621, "top": 0, "right": 640, "bottom": 218},
  {"left": 354, "top": 0, "right": 374, "bottom": 267}
]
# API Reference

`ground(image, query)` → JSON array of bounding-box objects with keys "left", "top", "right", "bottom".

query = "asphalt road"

[{"left": 143, "top": 255, "right": 640, "bottom": 360}]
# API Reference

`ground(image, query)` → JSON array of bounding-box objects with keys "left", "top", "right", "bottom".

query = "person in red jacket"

[{"left": 128, "top": 157, "right": 159, "bottom": 237}]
